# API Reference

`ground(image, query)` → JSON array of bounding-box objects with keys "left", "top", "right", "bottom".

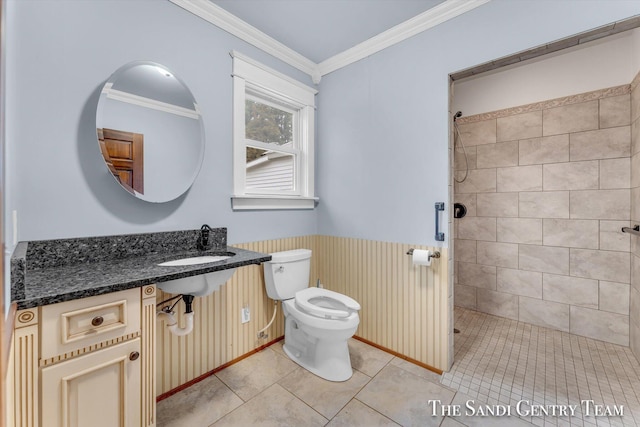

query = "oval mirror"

[{"left": 96, "top": 61, "right": 204, "bottom": 202}]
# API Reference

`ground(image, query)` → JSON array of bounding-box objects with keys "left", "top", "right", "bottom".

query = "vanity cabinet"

[
  {"left": 10, "top": 285, "right": 157, "bottom": 427},
  {"left": 40, "top": 339, "right": 141, "bottom": 427}
]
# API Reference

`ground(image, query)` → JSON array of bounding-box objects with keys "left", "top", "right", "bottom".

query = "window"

[{"left": 231, "top": 52, "right": 317, "bottom": 210}]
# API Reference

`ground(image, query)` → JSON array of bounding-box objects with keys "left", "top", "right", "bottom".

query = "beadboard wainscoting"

[
  {"left": 315, "top": 236, "right": 449, "bottom": 372},
  {"left": 156, "top": 236, "right": 319, "bottom": 396},
  {"left": 156, "top": 235, "right": 450, "bottom": 397}
]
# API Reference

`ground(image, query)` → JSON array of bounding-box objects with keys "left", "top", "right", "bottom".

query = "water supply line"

[
  {"left": 453, "top": 111, "right": 469, "bottom": 183},
  {"left": 256, "top": 278, "right": 324, "bottom": 339},
  {"left": 157, "top": 294, "right": 195, "bottom": 336},
  {"left": 257, "top": 300, "right": 278, "bottom": 339}
]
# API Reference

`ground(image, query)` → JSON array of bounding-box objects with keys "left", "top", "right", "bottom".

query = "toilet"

[{"left": 264, "top": 249, "right": 360, "bottom": 381}]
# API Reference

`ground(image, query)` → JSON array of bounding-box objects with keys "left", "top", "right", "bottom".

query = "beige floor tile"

[
  {"left": 269, "top": 340, "right": 286, "bottom": 357},
  {"left": 357, "top": 364, "right": 455, "bottom": 426},
  {"left": 156, "top": 375, "right": 243, "bottom": 427},
  {"left": 449, "top": 392, "right": 534, "bottom": 426},
  {"left": 444, "top": 307, "right": 640, "bottom": 427},
  {"left": 212, "top": 383, "right": 328, "bottom": 427},
  {"left": 158, "top": 309, "right": 640, "bottom": 427},
  {"left": 389, "top": 356, "right": 444, "bottom": 385},
  {"left": 327, "top": 399, "right": 400, "bottom": 427},
  {"left": 349, "top": 338, "right": 394, "bottom": 377},
  {"left": 278, "top": 365, "right": 371, "bottom": 418},
  {"left": 441, "top": 417, "right": 467, "bottom": 427},
  {"left": 215, "top": 347, "right": 298, "bottom": 401}
]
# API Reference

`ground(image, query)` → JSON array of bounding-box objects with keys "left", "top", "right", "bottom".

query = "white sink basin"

[
  {"left": 158, "top": 255, "right": 231, "bottom": 267},
  {"left": 157, "top": 268, "right": 237, "bottom": 297},
  {"left": 157, "top": 254, "right": 236, "bottom": 296}
]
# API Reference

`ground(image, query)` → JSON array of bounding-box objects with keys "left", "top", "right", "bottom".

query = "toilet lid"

[{"left": 295, "top": 287, "right": 361, "bottom": 319}]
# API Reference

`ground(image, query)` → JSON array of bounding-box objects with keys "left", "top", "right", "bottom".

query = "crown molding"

[
  {"left": 169, "top": 0, "right": 317, "bottom": 80},
  {"left": 102, "top": 83, "right": 200, "bottom": 119},
  {"left": 170, "top": 0, "right": 490, "bottom": 84},
  {"left": 317, "top": 0, "right": 491, "bottom": 77}
]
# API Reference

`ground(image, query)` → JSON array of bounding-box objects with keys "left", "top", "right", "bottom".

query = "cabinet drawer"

[
  {"left": 62, "top": 299, "right": 128, "bottom": 344},
  {"left": 41, "top": 288, "right": 141, "bottom": 360}
]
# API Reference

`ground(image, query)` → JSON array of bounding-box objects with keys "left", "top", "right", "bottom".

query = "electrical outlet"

[{"left": 241, "top": 306, "right": 250, "bottom": 323}]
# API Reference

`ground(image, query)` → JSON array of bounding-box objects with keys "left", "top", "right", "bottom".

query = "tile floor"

[
  {"left": 157, "top": 338, "right": 458, "bottom": 426},
  {"left": 157, "top": 307, "right": 640, "bottom": 427},
  {"left": 441, "top": 307, "right": 640, "bottom": 427}
]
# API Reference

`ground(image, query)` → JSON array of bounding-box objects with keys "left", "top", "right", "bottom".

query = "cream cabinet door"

[{"left": 40, "top": 339, "right": 141, "bottom": 427}]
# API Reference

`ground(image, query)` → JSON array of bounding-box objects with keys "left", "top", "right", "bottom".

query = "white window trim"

[{"left": 231, "top": 51, "right": 317, "bottom": 210}]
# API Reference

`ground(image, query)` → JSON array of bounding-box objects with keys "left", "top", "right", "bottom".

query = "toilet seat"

[{"left": 295, "top": 287, "right": 361, "bottom": 319}]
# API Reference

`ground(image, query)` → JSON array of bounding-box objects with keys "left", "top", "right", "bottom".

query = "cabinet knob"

[
  {"left": 91, "top": 316, "right": 104, "bottom": 327},
  {"left": 129, "top": 351, "right": 140, "bottom": 361}
]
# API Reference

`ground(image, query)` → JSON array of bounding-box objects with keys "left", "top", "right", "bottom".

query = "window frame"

[{"left": 231, "top": 51, "right": 317, "bottom": 210}]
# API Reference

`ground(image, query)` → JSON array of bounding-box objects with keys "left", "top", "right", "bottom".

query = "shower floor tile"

[{"left": 442, "top": 307, "right": 640, "bottom": 427}]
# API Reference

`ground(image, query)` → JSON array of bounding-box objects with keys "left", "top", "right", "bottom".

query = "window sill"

[{"left": 231, "top": 195, "right": 318, "bottom": 211}]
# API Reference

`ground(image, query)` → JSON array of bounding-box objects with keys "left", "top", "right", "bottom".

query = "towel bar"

[{"left": 622, "top": 225, "right": 640, "bottom": 236}]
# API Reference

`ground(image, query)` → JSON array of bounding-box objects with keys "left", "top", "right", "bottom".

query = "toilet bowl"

[{"left": 263, "top": 249, "right": 361, "bottom": 381}]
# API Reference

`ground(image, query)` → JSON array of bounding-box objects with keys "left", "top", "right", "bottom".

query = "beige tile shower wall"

[
  {"left": 631, "top": 71, "right": 640, "bottom": 361},
  {"left": 314, "top": 236, "right": 450, "bottom": 371},
  {"left": 454, "top": 87, "right": 632, "bottom": 346},
  {"left": 156, "top": 235, "right": 318, "bottom": 395}
]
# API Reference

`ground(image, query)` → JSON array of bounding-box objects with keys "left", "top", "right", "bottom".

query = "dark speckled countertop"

[{"left": 11, "top": 228, "right": 271, "bottom": 309}]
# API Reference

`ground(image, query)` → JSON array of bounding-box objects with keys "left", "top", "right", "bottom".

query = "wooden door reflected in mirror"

[{"left": 97, "top": 128, "right": 144, "bottom": 195}]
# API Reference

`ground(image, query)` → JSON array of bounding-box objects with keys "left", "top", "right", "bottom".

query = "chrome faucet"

[{"left": 197, "top": 224, "right": 213, "bottom": 251}]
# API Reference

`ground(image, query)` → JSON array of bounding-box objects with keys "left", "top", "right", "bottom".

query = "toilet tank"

[{"left": 263, "top": 249, "right": 311, "bottom": 300}]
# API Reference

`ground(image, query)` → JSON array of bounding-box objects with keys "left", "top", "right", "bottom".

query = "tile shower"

[{"left": 453, "top": 73, "right": 640, "bottom": 362}]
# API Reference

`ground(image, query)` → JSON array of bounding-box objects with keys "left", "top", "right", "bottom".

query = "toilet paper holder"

[{"left": 406, "top": 248, "right": 440, "bottom": 260}]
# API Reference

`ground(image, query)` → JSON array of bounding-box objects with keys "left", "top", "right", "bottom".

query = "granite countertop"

[{"left": 11, "top": 228, "right": 271, "bottom": 309}]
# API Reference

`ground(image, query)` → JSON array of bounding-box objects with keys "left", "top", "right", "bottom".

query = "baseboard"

[
  {"left": 353, "top": 335, "right": 443, "bottom": 375},
  {"left": 156, "top": 335, "right": 284, "bottom": 402},
  {"left": 157, "top": 333, "right": 443, "bottom": 402}
]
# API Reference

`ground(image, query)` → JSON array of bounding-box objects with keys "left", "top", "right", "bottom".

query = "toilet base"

[
  {"left": 283, "top": 339, "right": 353, "bottom": 382},
  {"left": 283, "top": 316, "right": 354, "bottom": 382}
]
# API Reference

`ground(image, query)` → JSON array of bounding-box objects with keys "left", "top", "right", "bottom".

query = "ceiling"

[
  {"left": 211, "top": 0, "right": 447, "bottom": 63},
  {"left": 170, "top": 0, "right": 489, "bottom": 82}
]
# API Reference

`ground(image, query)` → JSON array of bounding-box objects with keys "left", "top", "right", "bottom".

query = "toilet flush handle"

[{"left": 276, "top": 266, "right": 284, "bottom": 273}]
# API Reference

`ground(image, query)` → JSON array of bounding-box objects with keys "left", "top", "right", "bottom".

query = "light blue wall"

[
  {"left": 5, "top": 0, "right": 640, "bottom": 288},
  {"left": 317, "top": 0, "right": 640, "bottom": 247},
  {"left": 4, "top": 0, "right": 317, "bottom": 247}
]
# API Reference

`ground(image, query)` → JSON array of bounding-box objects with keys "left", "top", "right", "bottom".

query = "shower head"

[{"left": 453, "top": 111, "right": 462, "bottom": 121}]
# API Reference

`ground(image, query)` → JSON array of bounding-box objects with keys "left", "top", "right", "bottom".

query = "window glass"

[
  {"left": 246, "top": 147, "right": 294, "bottom": 191},
  {"left": 245, "top": 99, "right": 293, "bottom": 146}
]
